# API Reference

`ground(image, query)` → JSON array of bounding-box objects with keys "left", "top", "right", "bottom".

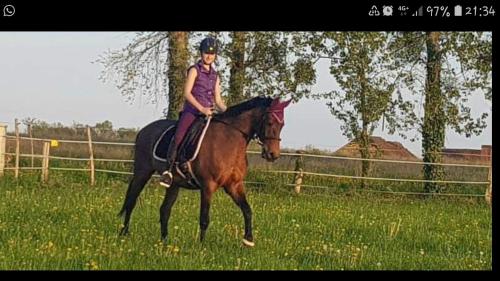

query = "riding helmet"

[{"left": 199, "top": 37, "right": 218, "bottom": 54}]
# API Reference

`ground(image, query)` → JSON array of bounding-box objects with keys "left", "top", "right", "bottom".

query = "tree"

[
  {"left": 389, "top": 32, "right": 492, "bottom": 193},
  {"left": 422, "top": 32, "right": 446, "bottom": 193},
  {"left": 227, "top": 32, "right": 247, "bottom": 106},
  {"left": 97, "top": 32, "right": 188, "bottom": 119},
  {"left": 242, "top": 32, "right": 316, "bottom": 100},
  {"left": 313, "top": 32, "right": 417, "bottom": 189},
  {"left": 95, "top": 120, "right": 113, "bottom": 131},
  {"left": 166, "top": 32, "right": 190, "bottom": 119},
  {"left": 217, "top": 32, "right": 317, "bottom": 105},
  {"left": 95, "top": 120, "right": 115, "bottom": 139},
  {"left": 98, "top": 32, "right": 317, "bottom": 117}
]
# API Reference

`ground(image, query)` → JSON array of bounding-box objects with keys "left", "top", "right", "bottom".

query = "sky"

[{"left": 0, "top": 32, "right": 492, "bottom": 157}]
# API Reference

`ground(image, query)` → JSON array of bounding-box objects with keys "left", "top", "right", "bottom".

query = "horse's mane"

[{"left": 217, "top": 96, "right": 273, "bottom": 118}]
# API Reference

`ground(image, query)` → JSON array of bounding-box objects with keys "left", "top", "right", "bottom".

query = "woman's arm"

[
  {"left": 184, "top": 67, "right": 204, "bottom": 112},
  {"left": 214, "top": 75, "right": 227, "bottom": 112}
]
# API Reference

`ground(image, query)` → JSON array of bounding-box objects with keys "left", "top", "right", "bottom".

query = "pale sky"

[{"left": 0, "top": 32, "right": 492, "bottom": 157}]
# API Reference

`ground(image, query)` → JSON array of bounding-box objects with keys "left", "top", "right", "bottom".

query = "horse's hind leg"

[
  {"left": 118, "top": 169, "right": 154, "bottom": 236},
  {"left": 159, "top": 184, "right": 180, "bottom": 243},
  {"left": 224, "top": 181, "right": 254, "bottom": 247}
]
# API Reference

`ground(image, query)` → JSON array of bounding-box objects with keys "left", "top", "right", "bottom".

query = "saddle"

[{"left": 153, "top": 115, "right": 212, "bottom": 187}]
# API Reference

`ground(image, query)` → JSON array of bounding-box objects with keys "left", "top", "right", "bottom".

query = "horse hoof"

[
  {"left": 242, "top": 238, "right": 255, "bottom": 247},
  {"left": 119, "top": 228, "right": 129, "bottom": 236}
]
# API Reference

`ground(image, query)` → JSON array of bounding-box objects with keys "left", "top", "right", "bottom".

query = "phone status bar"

[{"left": 368, "top": 5, "right": 495, "bottom": 17}]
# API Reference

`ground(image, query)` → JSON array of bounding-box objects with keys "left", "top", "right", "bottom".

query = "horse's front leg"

[
  {"left": 159, "top": 184, "right": 180, "bottom": 243},
  {"left": 199, "top": 181, "right": 217, "bottom": 242},
  {"left": 224, "top": 181, "right": 254, "bottom": 247}
]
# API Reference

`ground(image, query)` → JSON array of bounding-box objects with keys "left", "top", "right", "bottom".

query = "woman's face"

[{"left": 201, "top": 52, "right": 216, "bottom": 65}]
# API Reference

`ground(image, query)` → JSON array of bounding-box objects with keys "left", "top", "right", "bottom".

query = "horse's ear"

[
  {"left": 270, "top": 97, "right": 292, "bottom": 110},
  {"left": 281, "top": 99, "right": 292, "bottom": 108}
]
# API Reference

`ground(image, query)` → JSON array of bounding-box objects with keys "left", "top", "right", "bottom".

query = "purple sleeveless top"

[{"left": 183, "top": 60, "right": 218, "bottom": 114}]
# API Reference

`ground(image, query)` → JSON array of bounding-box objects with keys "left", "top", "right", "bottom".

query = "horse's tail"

[
  {"left": 118, "top": 118, "right": 175, "bottom": 234},
  {"left": 117, "top": 160, "right": 154, "bottom": 234},
  {"left": 118, "top": 126, "right": 156, "bottom": 219},
  {"left": 118, "top": 168, "right": 153, "bottom": 219}
]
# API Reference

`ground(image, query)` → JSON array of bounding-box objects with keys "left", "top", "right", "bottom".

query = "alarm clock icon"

[{"left": 383, "top": 6, "right": 393, "bottom": 16}]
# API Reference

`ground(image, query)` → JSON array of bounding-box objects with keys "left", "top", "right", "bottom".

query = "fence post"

[
  {"left": 28, "top": 123, "right": 34, "bottom": 168},
  {"left": 42, "top": 141, "right": 50, "bottom": 183},
  {"left": 87, "top": 126, "right": 95, "bottom": 186},
  {"left": 485, "top": 150, "right": 492, "bottom": 205},
  {"left": 15, "top": 119, "right": 20, "bottom": 179},
  {"left": 293, "top": 150, "right": 304, "bottom": 194},
  {"left": 0, "top": 123, "right": 7, "bottom": 177}
]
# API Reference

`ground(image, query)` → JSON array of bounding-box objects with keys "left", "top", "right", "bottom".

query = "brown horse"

[{"left": 118, "top": 96, "right": 292, "bottom": 246}]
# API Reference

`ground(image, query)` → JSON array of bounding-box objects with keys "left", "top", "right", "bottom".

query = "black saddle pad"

[
  {"left": 153, "top": 116, "right": 208, "bottom": 163},
  {"left": 154, "top": 125, "right": 176, "bottom": 160}
]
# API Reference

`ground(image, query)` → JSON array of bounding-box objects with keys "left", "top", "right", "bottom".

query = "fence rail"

[
  {"left": 247, "top": 151, "right": 490, "bottom": 168},
  {"left": 2, "top": 135, "right": 491, "bottom": 165},
  {"left": 260, "top": 170, "right": 490, "bottom": 185},
  {"left": 0, "top": 130, "right": 492, "bottom": 201}
]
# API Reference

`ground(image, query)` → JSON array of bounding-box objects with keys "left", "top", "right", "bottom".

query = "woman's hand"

[
  {"left": 217, "top": 104, "right": 227, "bottom": 113},
  {"left": 201, "top": 107, "right": 214, "bottom": 117}
]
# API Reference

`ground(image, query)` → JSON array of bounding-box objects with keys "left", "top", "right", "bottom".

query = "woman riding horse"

[
  {"left": 118, "top": 96, "right": 291, "bottom": 247},
  {"left": 118, "top": 37, "right": 292, "bottom": 247}
]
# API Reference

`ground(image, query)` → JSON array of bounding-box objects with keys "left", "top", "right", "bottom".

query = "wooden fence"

[{"left": 0, "top": 121, "right": 492, "bottom": 203}]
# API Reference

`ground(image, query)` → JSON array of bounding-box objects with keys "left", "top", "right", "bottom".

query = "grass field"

[{"left": 0, "top": 172, "right": 492, "bottom": 270}]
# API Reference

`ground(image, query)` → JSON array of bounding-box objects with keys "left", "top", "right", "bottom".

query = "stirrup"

[
  {"left": 179, "top": 162, "right": 190, "bottom": 174},
  {"left": 160, "top": 170, "right": 173, "bottom": 188}
]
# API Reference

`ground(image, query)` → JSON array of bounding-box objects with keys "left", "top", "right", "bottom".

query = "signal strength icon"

[{"left": 412, "top": 6, "right": 423, "bottom": 16}]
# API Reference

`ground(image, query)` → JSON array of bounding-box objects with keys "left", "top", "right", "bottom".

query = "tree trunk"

[
  {"left": 166, "top": 32, "right": 189, "bottom": 120},
  {"left": 228, "top": 32, "right": 247, "bottom": 106},
  {"left": 423, "top": 32, "right": 445, "bottom": 193},
  {"left": 359, "top": 128, "right": 371, "bottom": 190},
  {"left": 359, "top": 57, "right": 371, "bottom": 190}
]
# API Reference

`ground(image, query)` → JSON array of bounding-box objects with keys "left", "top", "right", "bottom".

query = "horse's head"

[{"left": 257, "top": 97, "right": 292, "bottom": 162}]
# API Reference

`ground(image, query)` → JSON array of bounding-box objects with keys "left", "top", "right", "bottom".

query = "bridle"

[
  {"left": 211, "top": 108, "right": 284, "bottom": 146},
  {"left": 254, "top": 110, "right": 284, "bottom": 146}
]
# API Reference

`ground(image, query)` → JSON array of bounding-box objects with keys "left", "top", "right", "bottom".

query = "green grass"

[{"left": 0, "top": 173, "right": 492, "bottom": 270}]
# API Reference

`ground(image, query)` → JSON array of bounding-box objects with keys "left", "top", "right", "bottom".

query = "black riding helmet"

[{"left": 199, "top": 37, "right": 217, "bottom": 54}]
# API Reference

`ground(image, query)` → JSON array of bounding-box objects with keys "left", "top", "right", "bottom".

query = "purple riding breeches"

[{"left": 173, "top": 111, "right": 197, "bottom": 147}]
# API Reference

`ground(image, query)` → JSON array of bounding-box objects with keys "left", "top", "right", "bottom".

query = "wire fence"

[{"left": 0, "top": 131, "right": 493, "bottom": 201}]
